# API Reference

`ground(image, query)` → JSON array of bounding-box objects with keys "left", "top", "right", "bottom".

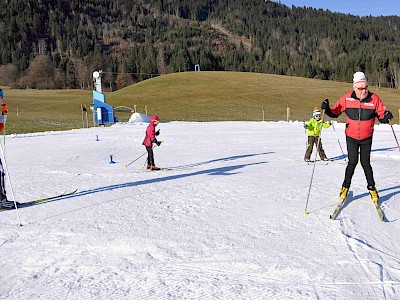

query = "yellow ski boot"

[
  {"left": 368, "top": 186, "right": 379, "bottom": 203},
  {"left": 339, "top": 187, "right": 349, "bottom": 200}
]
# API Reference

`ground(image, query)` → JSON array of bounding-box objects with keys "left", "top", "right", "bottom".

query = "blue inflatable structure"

[
  {"left": 93, "top": 90, "right": 117, "bottom": 125},
  {"left": 92, "top": 70, "right": 118, "bottom": 125}
]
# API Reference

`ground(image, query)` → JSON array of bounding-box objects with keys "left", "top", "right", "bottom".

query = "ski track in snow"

[{"left": 0, "top": 121, "right": 399, "bottom": 299}]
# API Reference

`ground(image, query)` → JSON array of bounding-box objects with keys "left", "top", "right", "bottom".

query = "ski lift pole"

[
  {"left": 304, "top": 109, "right": 325, "bottom": 215},
  {"left": 389, "top": 119, "right": 400, "bottom": 152}
]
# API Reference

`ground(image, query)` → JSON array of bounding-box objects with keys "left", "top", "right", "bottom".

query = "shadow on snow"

[
  {"left": 328, "top": 145, "right": 398, "bottom": 162},
  {"left": 24, "top": 152, "right": 273, "bottom": 207}
]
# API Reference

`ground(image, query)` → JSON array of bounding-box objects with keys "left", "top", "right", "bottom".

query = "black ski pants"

[
  {"left": 343, "top": 136, "right": 375, "bottom": 188},
  {"left": 146, "top": 146, "right": 155, "bottom": 166}
]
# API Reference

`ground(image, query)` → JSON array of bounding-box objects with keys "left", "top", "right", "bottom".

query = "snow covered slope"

[{"left": 0, "top": 121, "right": 399, "bottom": 299}]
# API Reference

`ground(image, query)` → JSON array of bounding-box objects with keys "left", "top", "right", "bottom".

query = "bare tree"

[
  {"left": 389, "top": 62, "right": 400, "bottom": 89},
  {"left": 75, "top": 59, "right": 90, "bottom": 89},
  {"left": 103, "top": 68, "right": 115, "bottom": 92},
  {"left": 157, "top": 46, "right": 167, "bottom": 75},
  {"left": 21, "top": 55, "right": 56, "bottom": 89},
  {"left": 0, "top": 64, "right": 18, "bottom": 87},
  {"left": 116, "top": 73, "right": 134, "bottom": 89}
]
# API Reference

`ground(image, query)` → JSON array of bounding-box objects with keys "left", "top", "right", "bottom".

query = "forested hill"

[{"left": 1, "top": 0, "right": 400, "bottom": 90}]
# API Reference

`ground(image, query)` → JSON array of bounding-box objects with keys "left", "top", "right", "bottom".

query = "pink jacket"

[{"left": 142, "top": 122, "right": 156, "bottom": 146}]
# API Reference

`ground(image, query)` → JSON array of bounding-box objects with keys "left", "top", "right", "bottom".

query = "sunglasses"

[
  {"left": 355, "top": 86, "right": 368, "bottom": 91},
  {"left": 315, "top": 115, "right": 321, "bottom": 118}
]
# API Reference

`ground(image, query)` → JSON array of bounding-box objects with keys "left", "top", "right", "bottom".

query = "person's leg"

[
  {"left": 317, "top": 138, "right": 328, "bottom": 160},
  {"left": 304, "top": 136, "right": 315, "bottom": 161},
  {"left": 146, "top": 146, "right": 160, "bottom": 170},
  {"left": 359, "top": 137, "right": 379, "bottom": 201},
  {"left": 0, "top": 159, "right": 11, "bottom": 208},
  {"left": 338, "top": 136, "right": 359, "bottom": 199},
  {"left": 146, "top": 146, "right": 154, "bottom": 167},
  {"left": 359, "top": 136, "right": 375, "bottom": 188},
  {"left": 343, "top": 136, "right": 359, "bottom": 188},
  {"left": 0, "top": 159, "right": 6, "bottom": 202}
]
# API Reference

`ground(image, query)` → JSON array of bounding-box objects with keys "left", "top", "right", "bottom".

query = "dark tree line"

[{"left": 1, "top": 0, "right": 400, "bottom": 90}]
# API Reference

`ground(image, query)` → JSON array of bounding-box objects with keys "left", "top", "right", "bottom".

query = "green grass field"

[{"left": 2, "top": 71, "right": 400, "bottom": 134}]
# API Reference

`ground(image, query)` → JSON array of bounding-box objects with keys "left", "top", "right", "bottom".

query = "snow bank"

[{"left": 128, "top": 112, "right": 150, "bottom": 123}]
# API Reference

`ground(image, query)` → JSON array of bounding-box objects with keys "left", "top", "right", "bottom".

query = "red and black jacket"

[{"left": 326, "top": 91, "right": 388, "bottom": 140}]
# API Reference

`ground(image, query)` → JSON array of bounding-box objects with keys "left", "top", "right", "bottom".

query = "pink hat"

[
  {"left": 353, "top": 72, "right": 367, "bottom": 85},
  {"left": 150, "top": 115, "right": 159, "bottom": 123}
]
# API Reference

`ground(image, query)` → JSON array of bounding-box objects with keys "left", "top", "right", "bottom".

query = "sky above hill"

[{"left": 275, "top": 0, "right": 400, "bottom": 16}]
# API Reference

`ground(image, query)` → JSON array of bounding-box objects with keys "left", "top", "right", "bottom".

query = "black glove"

[
  {"left": 379, "top": 111, "right": 393, "bottom": 124},
  {"left": 321, "top": 99, "right": 329, "bottom": 110},
  {"left": 155, "top": 129, "right": 160, "bottom": 136},
  {"left": 385, "top": 111, "right": 393, "bottom": 119},
  {"left": 152, "top": 138, "right": 161, "bottom": 146},
  {"left": 303, "top": 123, "right": 307, "bottom": 129}
]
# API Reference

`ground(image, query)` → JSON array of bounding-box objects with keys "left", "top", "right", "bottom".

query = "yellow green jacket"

[{"left": 305, "top": 117, "right": 330, "bottom": 137}]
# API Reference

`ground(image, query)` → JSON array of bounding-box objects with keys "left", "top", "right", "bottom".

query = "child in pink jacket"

[{"left": 142, "top": 115, "right": 161, "bottom": 170}]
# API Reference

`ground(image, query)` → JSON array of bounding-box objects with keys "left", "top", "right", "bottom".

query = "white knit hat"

[
  {"left": 313, "top": 107, "right": 321, "bottom": 117},
  {"left": 353, "top": 72, "right": 367, "bottom": 85}
]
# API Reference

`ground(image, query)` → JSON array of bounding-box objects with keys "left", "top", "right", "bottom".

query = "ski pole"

[
  {"left": 304, "top": 109, "right": 325, "bottom": 215},
  {"left": 125, "top": 143, "right": 159, "bottom": 168},
  {"left": 389, "top": 119, "right": 400, "bottom": 152},
  {"left": 0, "top": 141, "right": 22, "bottom": 226},
  {"left": 331, "top": 121, "right": 347, "bottom": 161},
  {"left": 143, "top": 158, "right": 148, "bottom": 169},
  {"left": 125, "top": 151, "right": 148, "bottom": 168}
]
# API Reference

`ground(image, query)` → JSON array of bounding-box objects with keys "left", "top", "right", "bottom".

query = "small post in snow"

[
  {"left": 262, "top": 106, "right": 265, "bottom": 122},
  {"left": 286, "top": 103, "right": 290, "bottom": 122}
]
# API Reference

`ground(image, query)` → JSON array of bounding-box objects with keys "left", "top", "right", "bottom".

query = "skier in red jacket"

[
  {"left": 142, "top": 115, "right": 161, "bottom": 171},
  {"left": 321, "top": 72, "right": 393, "bottom": 202}
]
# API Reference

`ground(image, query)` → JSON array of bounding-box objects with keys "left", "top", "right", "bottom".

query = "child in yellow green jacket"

[{"left": 304, "top": 107, "right": 331, "bottom": 162}]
